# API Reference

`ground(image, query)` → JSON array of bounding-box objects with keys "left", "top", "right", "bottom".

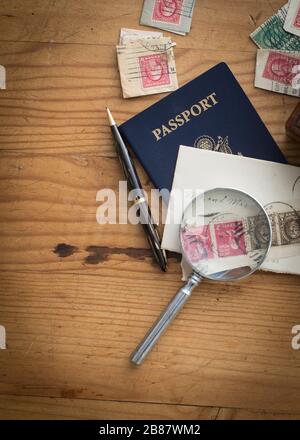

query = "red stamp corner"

[
  {"left": 181, "top": 225, "right": 214, "bottom": 263},
  {"left": 293, "top": 7, "right": 300, "bottom": 28},
  {"left": 152, "top": 0, "right": 183, "bottom": 25},
  {"left": 214, "top": 221, "right": 246, "bottom": 258},
  {"left": 262, "top": 51, "right": 300, "bottom": 86},
  {"left": 139, "top": 54, "right": 170, "bottom": 89}
]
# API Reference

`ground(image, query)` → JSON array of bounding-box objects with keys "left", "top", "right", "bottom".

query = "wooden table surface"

[{"left": 0, "top": 0, "right": 300, "bottom": 420}]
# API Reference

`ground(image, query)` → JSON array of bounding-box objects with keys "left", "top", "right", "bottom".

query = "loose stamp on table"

[
  {"left": 250, "top": 3, "right": 300, "bottom": 51},
  {"left": 140, "top": 0, "right": 196, "bottom": 36},
  {"left": 117, "top": 37, "right": 178, "bottom": 98},
  {"left": 262, "top": 50, "right": 300, "bottom": 86},
  {"left": 152, "top": 0, "right": 183, "bottom": 25},
  {"left": 255, "top": 49, "right": 300, "bottom": 97}
]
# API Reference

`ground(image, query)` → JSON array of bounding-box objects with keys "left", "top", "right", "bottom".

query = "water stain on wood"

[
  {"left": 53, "top": 243, "right": 78, "bottom": 258},
  {"left": 84, "top": 245, "right": 181, "bottom": 265},
  {"left": 85, "top": 246, "right": 153, "bottom": 264},
  {"left": 53, "top": 243, "right": 180, "bottom": 265}
]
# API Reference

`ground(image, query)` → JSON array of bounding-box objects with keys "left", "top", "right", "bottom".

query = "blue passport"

[{"left": 119, "top": 63, "right": 286, "bottom": 192}]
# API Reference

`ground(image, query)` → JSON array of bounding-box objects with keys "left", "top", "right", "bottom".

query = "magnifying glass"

[{"left": 130, "top": 187, "right": 272, "bottom": 365}]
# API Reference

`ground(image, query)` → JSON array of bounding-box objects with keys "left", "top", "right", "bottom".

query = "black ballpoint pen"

[{"left": 106, "top": 108, "right": 167, "bottom": 272}]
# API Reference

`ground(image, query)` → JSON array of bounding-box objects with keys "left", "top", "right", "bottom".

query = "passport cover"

[{"left": 119, "top": 62, "right": 286, "bottom": 193}]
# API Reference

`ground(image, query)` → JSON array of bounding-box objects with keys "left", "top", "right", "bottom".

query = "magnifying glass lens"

[{"left": 180, "top": 188, "right": 271, "bottom": 281}]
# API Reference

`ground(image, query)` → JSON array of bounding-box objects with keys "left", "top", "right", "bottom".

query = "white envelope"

[{"left": 162, "top": 146, "right": 300, "bottom": 275}]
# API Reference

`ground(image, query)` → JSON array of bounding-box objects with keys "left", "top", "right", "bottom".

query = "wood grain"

[
  {"left": 0, "top": 0, "right": 300, "bottom": 420},
  {"left": 217, "top": 407, "right": 300, "bottom": 420},
  {"left": 0, "top": 270, "right": 299, "bottom": 412},
  {"left": 0, "top": 395, "right": 219, "bottom": 420},
  {"left": 1, "top": 395, "right": 300, "bottom": 420},
  {"left": 0, "top": 153, "right": 167, "bottom": 271}
]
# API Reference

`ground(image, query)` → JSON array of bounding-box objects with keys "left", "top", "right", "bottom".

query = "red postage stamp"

[
  {"left": 139, "top": 54, "right": 171, "bottom": 88},
  {"left": 152, "top": 0, "right": 183, "bottom": 24},
  {"left": 262, "top": 51, "right": 300, "bottom": 86},
  {"left": 181, "top": 225, "right": 214, "bottom": 263},
  {"left": 293, "top": 6, "right": 300, "bottom": 28},
  {"left": 214, "top": 221, "right": 246, "bottom": 258}
]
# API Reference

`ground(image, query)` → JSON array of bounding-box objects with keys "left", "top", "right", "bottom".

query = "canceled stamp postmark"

[
  {"left": 152, "top": 0, "right": 183, "bottom": 25},
  {"left": 262, "top": 51, "right": 300, "bottom": 86},
  {"left": 214, "top": 221, "right": 247, "bottom": 258},
  {"left": 139, "top": 53, "right": 171, "bottom": 89}
]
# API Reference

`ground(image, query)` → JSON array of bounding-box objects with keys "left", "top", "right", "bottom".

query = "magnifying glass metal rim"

[{"left": 179, "top": 187, "right": 273, "bottom": 281}]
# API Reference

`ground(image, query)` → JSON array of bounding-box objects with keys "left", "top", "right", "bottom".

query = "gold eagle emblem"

[{"left": 193, "top": 135, "right": 233, "bottom": 154}]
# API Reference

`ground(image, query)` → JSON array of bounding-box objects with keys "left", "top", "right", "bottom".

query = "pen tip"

[{"left": 106, "top": 107, "right": 115, "bottom": 126}]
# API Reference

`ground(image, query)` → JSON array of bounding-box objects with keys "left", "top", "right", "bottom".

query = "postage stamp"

[
  {"left": 247, "top": 214, "right": 273, "bottom": 250},
  {"left": 152, "top": 0, "right": 183, "bottom": 25},
  {"left": 181, "top": 225, "right": 214, "bottom": 263},
  {"left": 294, "top": 5, "right": 300, "bottom": 28},
  {"left": 250, "top": 4, "right": 300, "bottom": 51},
  {"left": 262, "top": 51, "right": 300, "bottom": 86},
  {"left": 277, "top": 211, "right": 300, "bottom": 245},
  {"left": 139, "top": 53, "right": 171, "bottom": 88},
  {"left": 214, "top": 221, "right": 247, "bottom": 258}
]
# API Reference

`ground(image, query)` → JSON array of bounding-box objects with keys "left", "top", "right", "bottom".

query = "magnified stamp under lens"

[{"left": 180, "top": 188, "right": 272, "bottom": 280}]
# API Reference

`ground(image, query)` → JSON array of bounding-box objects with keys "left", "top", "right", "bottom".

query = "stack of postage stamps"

[
  {"left": 117, "top": 28, "right": 178, "bottom": 98},
  {"left": 250, "top": 1, "right": 300, "bottom": 97},
  {"left": 117, "top": 1, "right": 197, "bottom": 98}
]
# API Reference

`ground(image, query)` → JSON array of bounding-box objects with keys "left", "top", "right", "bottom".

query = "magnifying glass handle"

[{"left": 130, "top": 272, "right": 202, "bottom": 365}]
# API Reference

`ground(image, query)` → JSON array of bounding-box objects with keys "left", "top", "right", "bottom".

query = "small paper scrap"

[
  {"left": 119, "top": 28, "right": 163, "bottom": 45},
  {"left": 0, "top": 65, "right": 6, "bottom": 89}
]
